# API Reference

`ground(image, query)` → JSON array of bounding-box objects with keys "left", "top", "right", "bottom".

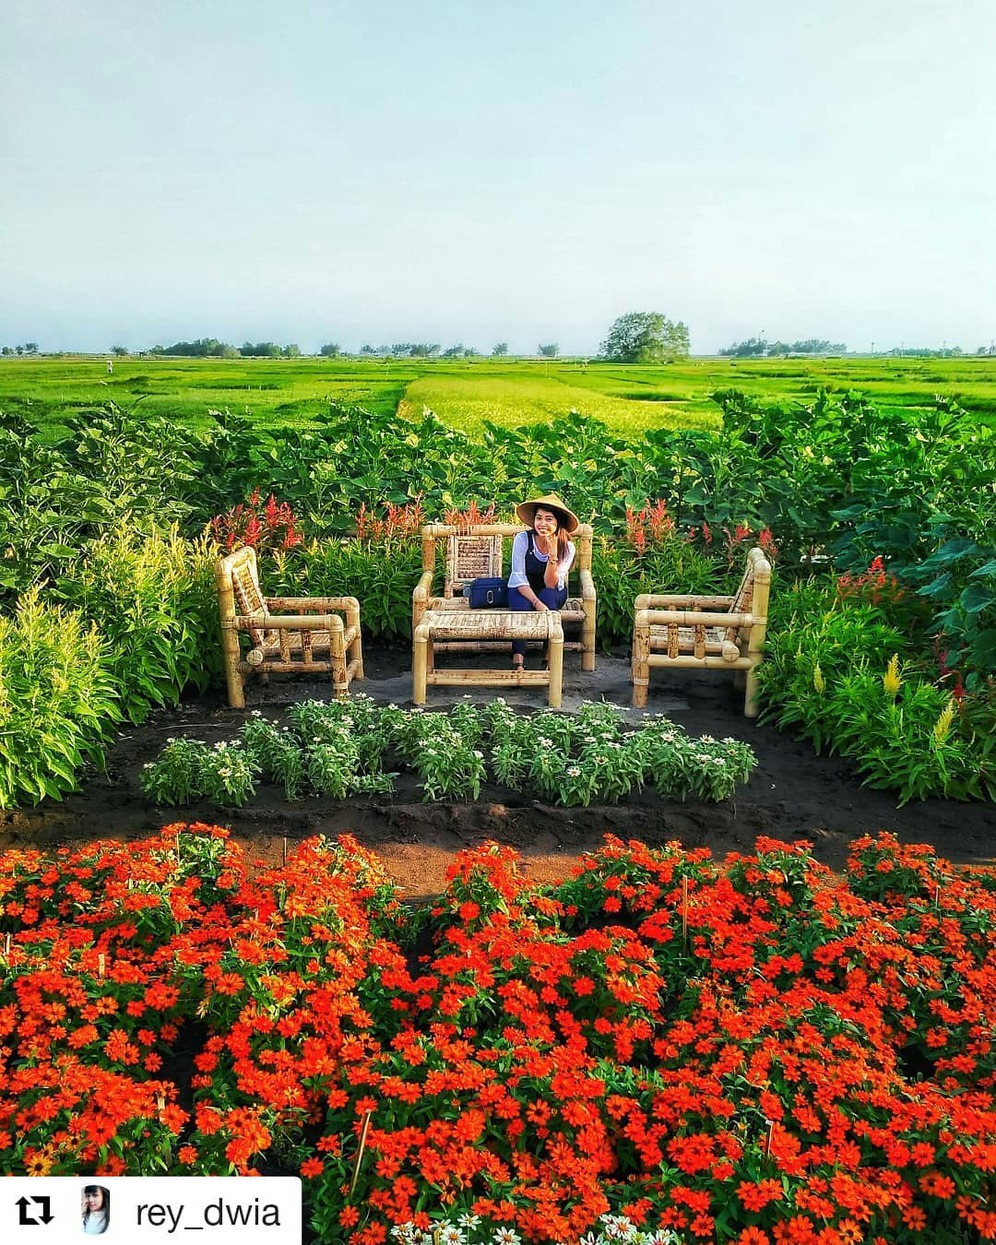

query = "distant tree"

[
  {"left": 537, "top": 343, "right": 559, "bottom": 358},
  {"left": 442, "top": 344, "right": 464, "bottom": 358},
  {"left": 359, "top": 345, "right": 377, "bottom": 355},
  {"left": 282, "top": 344, "right": 301, "bottom": 357},
  {"left": 159, "top": 337, "right": 233, "bottom": 357},
  {"left": 14, "top": 345, "right": 24, "bottom": 356},
  {"left": 319, "top": 342, "right": 341, "bottom": 357},
  {"left": 111, "top": 344, "right": 128, "bottom": 356},
  {"left": 1, "top": 347, "right": 11, "bottom": 356},
  {"left": 719, "top": 337, "right": 768, "bottom": 358},
  {"left": 24, "top": 342, "right": 39, "bottom": 355},
  {"left": 789, "top": 339, "right": 847, "bottom": 355},
  {"left": 392, "top": 342, "right": 440, "bottom": 357},
  {"left": 491, "top": 342, "right": 509, "bottom": 357},
  {"left": 463, "top": 347, "right": 481, "bottom": 358},
  {"left": 600, "top": 312, "right": 689, "bottom": 363}
]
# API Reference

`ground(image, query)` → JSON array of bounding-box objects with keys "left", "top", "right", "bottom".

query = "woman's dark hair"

[
  {"left": 83, "top": 1186, "right": 110, "bottom": 1220},
  {"left": 532, "top": 506, "right": 571, "bottom": 558}
]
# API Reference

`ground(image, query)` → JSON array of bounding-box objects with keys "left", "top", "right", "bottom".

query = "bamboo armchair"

[
  {"left": 411, "top": 521, "right": 596, "bottom": 705},
  {"left": 216, "top": 546, "right": 363, "bottom": 708},
  {"left": 631, "top": 546, "right": 771, "bottom": 717}
]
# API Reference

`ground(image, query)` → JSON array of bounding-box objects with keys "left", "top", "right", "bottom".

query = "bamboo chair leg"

[
  {"left": 582, "top": 601, "right": 596, "bottom": 672},
  {"left": 331, "top": 638, "right": 348, "bottom": 701},
  {"left": 548, "top": 629, "right": 564, "bottom": 708},
  {"left": 631, "top": 623, "right": 649, "bottom": 708},
  {"left": 744, "top": 664, "right": 760, "bottom": 718},
  {"left": 221, "top": 625, "right": 246, "bottom": 709},
  {"left": 347, "top": 600, "right": 364, "bottom": 681},
  {"left": 413, "top": 626, "right": 429, "bottom": 705}
]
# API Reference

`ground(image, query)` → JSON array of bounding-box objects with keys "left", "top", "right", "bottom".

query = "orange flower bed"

[{"left": 1, "top": 827, "right": 994, "bottom": 1243}]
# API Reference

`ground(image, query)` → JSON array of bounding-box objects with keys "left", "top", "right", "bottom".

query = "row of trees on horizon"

[{"left": 5, "top": 310, "right": 995, "bottom": 361}]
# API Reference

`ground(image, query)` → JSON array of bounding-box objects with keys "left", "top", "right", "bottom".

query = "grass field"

[{"left": 3, "top": 353, "right": 996, "bottom": 438}]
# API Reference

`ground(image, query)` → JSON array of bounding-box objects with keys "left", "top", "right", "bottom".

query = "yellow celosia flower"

[
  {"left": 883, "top": 654, "right": 902, "bottom": 699},
  {"left": 813, "top": 664, "right": 825, "bottom": 694},
  {"left": 932, "top": 698, "right": 956, "bottom": 747}
]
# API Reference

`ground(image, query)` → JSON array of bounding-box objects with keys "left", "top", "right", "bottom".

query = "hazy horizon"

[{"left": 3, "top": 1, "right": 995, "bottom": 356}]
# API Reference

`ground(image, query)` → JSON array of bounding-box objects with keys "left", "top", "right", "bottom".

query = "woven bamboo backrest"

[
  {"left": 726, "top": 547, "right": 772, "bottom": 641},
  {"left": 729, "top": 559, "right": 755, "bottom": 616},
  {"left": 424, "top": 521, "right": 594, "bottom": 599},
  {"left": 444, "top": 533, "right": 505, "bottom": 598},
  {"left": 225, "top": 547, "right": 271, "bottom": 645}
]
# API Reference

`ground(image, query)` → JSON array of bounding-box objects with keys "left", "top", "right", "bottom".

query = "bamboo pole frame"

[
  {"left": 412, "top": 520, "right": 596, "bottom": 680},
  {"left": 414, "top": 610, "right": 564, "bottom": 707},
  {"left": 216, "top": 547, "right": 364, "bottom": 706},
  {"left": 631, "top": 547, "right": 772, "bottom": 717}
]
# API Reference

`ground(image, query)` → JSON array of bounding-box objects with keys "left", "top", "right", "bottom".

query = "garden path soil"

[{"left": 3, "top": 648, "right": 992, "bottom": 895}]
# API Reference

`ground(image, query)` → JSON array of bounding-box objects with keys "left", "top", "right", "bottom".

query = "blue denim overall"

[{"left": 508, "top": 530, "right": 568, "bottom": 658}]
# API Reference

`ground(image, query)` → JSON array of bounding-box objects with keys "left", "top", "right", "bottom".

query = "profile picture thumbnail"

[{"left": 81, "top": 1185, "right": 110, "bottom": 1235}]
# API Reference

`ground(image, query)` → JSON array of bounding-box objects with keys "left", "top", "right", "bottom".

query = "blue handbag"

[{"left": 463, "top": 577, "right": 508, "bottom": 608}]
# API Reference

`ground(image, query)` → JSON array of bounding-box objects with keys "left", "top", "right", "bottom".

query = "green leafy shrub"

[
  {"left": 759, "top": 581, "right": 994, "bottom": 801},
  {"left": 899, "top": 533, "right": 996, "bottom": 689},
  {"left": 0, "top": 589, "right": 120, "bottom": 806},
  {"left": 140, "top": 738, "right": 259, "bottom": 807},
  {"left": 142, "top": 698, "right": 756, "bottom": 810},
  {"left": 829, "top": 659, "right": 989, "bottom": 803},
  {"left": 55, "top": 524, "right": 219, "bottom": 724},
  {"left": 757, "top": 576, "right": 909, "bottom": 751}
]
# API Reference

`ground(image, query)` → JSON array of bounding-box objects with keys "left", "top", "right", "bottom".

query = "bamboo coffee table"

[{"left": 412, "top": 609, "right": 564, "bottom": 707}]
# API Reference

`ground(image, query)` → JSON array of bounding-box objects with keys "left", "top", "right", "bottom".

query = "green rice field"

[{"left": 4, "top": 353, "right": 996, "bottom": 439}]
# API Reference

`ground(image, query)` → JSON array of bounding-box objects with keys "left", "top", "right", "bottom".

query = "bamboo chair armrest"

[
  {"left": 635, "top": 593, "right": 735, "bottom": 610},
  {"left": 264, "top": 596, "right": 358, "bottom": 612},
  {"left": 578, "top": 569, "right": 597, "bottom": 599},
  {"left": 413, "top": 570, "right": 435, "bottom": 603},
  {"left": 635, "top": 608, "right": 759, "bottom": 629},
  {"left": 235, "top": 613, "right": 343, "bottom": 632}
]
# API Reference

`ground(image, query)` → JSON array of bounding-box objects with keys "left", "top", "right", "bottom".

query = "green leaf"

[
  {"left": 968, "top": 629, "right": 996, "bottom": 669},
  {"left": 959, "top": 584, "right": 996, "bottom": 615}
]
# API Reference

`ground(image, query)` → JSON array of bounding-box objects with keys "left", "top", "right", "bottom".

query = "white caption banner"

[{"left": 5, "top": 1178, "right": 301, "bottom": 1244}]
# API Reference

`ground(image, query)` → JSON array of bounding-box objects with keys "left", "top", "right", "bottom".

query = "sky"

[{"left": 2, "top": 0, "right": 995, "bottom": 355}]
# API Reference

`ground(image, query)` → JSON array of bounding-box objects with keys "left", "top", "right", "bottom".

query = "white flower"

[
  {"left": 436, "top": 1227, "right": 466, "bottom": 1245},
  {"left": 457, "top": 1215, "right": 481, "bottom": 1230},
  {"left": 493, "top": 1231, "right": 521, "bottom": 1245}
]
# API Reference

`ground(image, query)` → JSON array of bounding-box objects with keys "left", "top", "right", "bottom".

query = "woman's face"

[
  {"left": 533, "top": 507, "right": 559, "bottom": 537},
  {"left": 86, "top": 1189, "right": 105, "bottom": 1212}
]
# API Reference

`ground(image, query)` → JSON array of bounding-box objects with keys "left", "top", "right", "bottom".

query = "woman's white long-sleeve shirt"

[{"left": 506, "top": 530, "right": 575, "bottom": 591}]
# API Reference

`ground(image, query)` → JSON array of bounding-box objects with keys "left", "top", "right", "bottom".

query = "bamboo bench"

[
  {"left": 217, "top": 546, "right": 363, "bottom": 708},
  {"left": 413, "top": 609, "right": 564, "bottom": 706},
  {"left": 631, "top": 546, "right": 772, "bottom": 717},
  {"left": 411, "top": 520, "right": 595, "bottom": 705}
]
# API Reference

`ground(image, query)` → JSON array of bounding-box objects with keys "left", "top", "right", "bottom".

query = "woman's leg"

[
  {"left": 508, "top": 586, "right": 532, "bottom": 663},
  {"left": 536, "top": 587, "right": 567, "bottom": 667}
]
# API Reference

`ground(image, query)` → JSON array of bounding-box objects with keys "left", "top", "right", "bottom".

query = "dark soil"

[{"left": 2, "top": 647, "right": 992, "bottom": 895}]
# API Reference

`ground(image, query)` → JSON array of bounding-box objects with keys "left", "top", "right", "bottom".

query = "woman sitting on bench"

[{"left": 508, "top": 492, "right": 578, "bottom": 670}]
